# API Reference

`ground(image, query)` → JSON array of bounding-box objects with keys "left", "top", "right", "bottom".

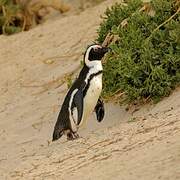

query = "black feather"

[{"left": 95, "top": 99, "right": 105, "bottom": 122}]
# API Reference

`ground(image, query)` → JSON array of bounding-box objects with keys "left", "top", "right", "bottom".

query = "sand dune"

[{"left": 0, "top": 0, "right": 180, "bottom": 179}]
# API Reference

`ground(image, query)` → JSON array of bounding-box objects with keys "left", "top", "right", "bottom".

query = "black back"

[{"left": 53, "top": 65, "right": 89, "bottom": 133}]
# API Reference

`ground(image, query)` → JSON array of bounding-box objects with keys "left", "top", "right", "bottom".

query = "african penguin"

[{"left": 52, "top": 44, "right": 110, "bottom": 141}]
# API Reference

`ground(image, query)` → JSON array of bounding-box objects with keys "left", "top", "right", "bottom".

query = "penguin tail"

[{"left": 52, "top": 128, "right": 63, "bottom": 141}]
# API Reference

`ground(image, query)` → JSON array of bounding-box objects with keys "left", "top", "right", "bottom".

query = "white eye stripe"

[
  {"left": 85, "top": 44, "right": 103, "bottom": 67},
  {"left": 93, "top": 45, "right": 102, "bottom": 50},
  {"left": 93, "top": 47, "right": 102, "bottom": 52}
]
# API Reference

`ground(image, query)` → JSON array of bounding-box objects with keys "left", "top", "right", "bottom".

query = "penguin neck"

[
  {"left": 83, "top": 61, "right": 103, "bottom": 85},
  {"left": 86, "top": 60, "right": 103, "bottom": 71}
]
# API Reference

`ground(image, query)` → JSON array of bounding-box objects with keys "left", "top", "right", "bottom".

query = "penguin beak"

[
  {"left": 102, "top": 47, "right": 111, "bottom": 53},
  {"left": 108, "top": 47, "right": 112, "bottom": 52},
  {"left": 101, "top": 47, "right": 111, "bottom": 64}
]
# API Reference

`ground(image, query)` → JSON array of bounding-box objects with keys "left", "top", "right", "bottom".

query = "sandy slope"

[{"left": 0, "top": 0, "right": 180, "bottom": 179}]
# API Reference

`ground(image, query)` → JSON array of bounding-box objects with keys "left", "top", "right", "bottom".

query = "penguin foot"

[
  {"left": 74, "top": 132, "right": 80, "bottom": 138},
  {"left": 67, "top": 132, "right": 74, "bottom": 140},
  {"left": 67, "top": 132, "right": 79, "bottom": 141}
]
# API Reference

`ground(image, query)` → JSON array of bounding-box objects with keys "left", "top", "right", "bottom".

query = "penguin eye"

[{"left": 93, "top": 47, "right": 101, "bottom": 53}]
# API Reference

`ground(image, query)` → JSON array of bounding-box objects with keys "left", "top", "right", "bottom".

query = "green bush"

[
  {"left": 0, "top": 0, "right": 22, "bottom": 34},
  {"left": 97, "top": 0, "right": 180, "bottom": 103}
]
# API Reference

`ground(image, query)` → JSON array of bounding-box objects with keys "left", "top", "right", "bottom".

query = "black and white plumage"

[{"left": 52, "top": 44, "right": 109, "bottom": 141}]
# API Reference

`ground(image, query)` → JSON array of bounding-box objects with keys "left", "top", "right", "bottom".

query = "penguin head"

[{"left": 84, "top": 44, "right": 109, "bottom": 67}]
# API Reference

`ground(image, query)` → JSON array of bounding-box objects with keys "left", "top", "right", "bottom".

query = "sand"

[{"left": 0, "top": 0, "right": 180, "bottom": 179}]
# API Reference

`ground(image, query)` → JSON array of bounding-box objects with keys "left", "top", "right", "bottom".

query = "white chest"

[{"left": 80, "top": 74, "right": 102, "bottom": 126}]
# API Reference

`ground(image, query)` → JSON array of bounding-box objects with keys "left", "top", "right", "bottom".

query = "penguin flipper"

[
  {"left": 73, "top": 89, "right": 84, "bottom": 125},
  {"left": 95, "top": 99, "right": 105, "bottom": 122}
]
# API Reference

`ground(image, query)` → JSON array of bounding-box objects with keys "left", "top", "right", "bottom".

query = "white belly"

[{"left": 79, "top": 74, "right": 102, "bottom": 127}]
